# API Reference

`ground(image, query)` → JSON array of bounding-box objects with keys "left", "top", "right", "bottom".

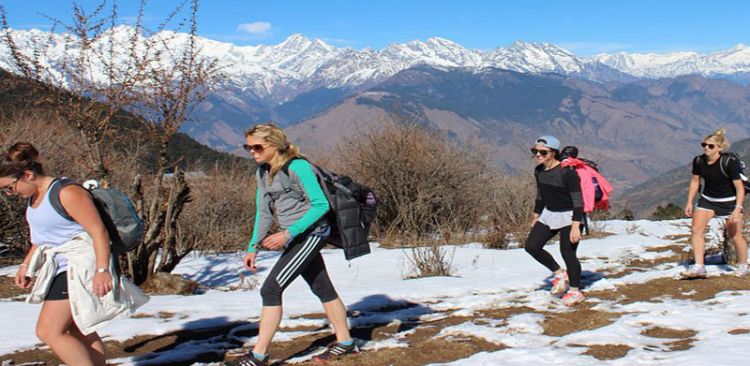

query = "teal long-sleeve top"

[{"left": 247, "top": 158, "right": 330, "bottom": 252}]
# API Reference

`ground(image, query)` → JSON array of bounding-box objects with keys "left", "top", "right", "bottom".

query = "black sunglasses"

[
  {"left": 530, "top": 148, "right": 550, "bottom": 156},
  {"left": 243, "top": 144, "right": 266, "bottom": 153},
  {"left": 0, "top": 177, "right": 19, "bottom": 194},
  {"left": 700, "top": 142, "right": 717, "bottom": 149}
]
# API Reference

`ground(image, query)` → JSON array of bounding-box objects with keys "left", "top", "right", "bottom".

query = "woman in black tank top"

[{"left": 683, "top": 129, "right": 748, "bottom": 278}]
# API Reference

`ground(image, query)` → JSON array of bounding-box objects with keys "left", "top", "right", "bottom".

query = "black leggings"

[
  {"left": 524, "top": 222, "right": 581, "bottom": 288},
  {"left": 260, "top": 230, "right": 339, "bottom": 306}
]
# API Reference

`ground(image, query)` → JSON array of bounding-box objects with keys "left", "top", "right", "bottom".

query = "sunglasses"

[
  {"left": 530, "top": 148, "right": 551, "bottom": 156},
  {"left": 243, "top": 144, "right": 267, "bottom": 153},
  {"left": 0, "top": 177, "right": 19, "bottom": 194},
  {"left": 700, "top": 142, "right": 718, "bottom": 150}
]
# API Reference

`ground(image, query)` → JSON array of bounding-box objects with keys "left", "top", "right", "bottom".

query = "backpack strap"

[
  {"left": 719, "top": 153, "right": 729, "bottom": 178},
  {"left": 261, "top": 158, "right": 307, "bottom": 202},
  {"left": 719, "top": 152, "right": 744, "bottom": 179},
  {"left": 47, "top": 178, "right": 79, "bottom": 222}
]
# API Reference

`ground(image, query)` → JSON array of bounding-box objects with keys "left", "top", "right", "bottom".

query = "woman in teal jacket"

[{"left": 230, "top": 123, "right": 356, "bottom": 366}]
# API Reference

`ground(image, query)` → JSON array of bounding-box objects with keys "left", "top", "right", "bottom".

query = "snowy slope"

[{"left": 1, "top": 219, "right": 749, "bottom": 365}]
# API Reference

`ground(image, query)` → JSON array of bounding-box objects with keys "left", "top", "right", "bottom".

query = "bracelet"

[
  {"left": 283, "top": 230, "right": 292, "bottom": 239},
  {"left": 95, "top": 267, "right": 109, "bottom": 273},
  {"left": 736, "top": 205, "right": 743, "bottom": 209},
  {"left": 19, "top": 263, "right": 29, "bottom": 268}
]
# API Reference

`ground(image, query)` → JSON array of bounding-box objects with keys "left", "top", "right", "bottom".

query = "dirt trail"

[{"left": 2, "top": 243, "right": 749, "bottom": 366}]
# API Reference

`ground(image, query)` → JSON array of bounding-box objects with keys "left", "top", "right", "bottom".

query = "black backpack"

[
  {"left": 262, "top": 157, "right": 378, "bottom": 260},
  {"left": 47, "top": 178, "right": 144, "bottom": 254}
]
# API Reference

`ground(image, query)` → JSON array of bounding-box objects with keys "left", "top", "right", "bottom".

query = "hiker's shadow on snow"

[
  {"left": 536, "top": 270, "right": 605, "bottom": 291},
  {"left": 190, "top": 252, "right": 275, "bottom": 289},
  {"left": 278, "top": 294, "right": 433, "bottom": 363},
  {"left": 124, "top": 316, "right": 253, "bottom": 365}
]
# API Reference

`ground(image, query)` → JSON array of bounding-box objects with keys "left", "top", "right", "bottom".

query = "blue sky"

[{"left": 1, "top": 0, "right": 748, "bottom": 56}]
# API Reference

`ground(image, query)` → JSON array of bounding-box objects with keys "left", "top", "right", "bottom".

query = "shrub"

[
  {"left": 403, "top": 242, "right": 455, "bottom": 279},
  {"left": 480, "top": 174, "right": 536, "bottom": 249},
  {"left": 330, "top": 122, "right": 495, "bottom": 246},
  {"left": 651, "top": 203, "right": 683, "bottom": 220},
  {"left": 177, "top": 162, "right": 256, "bottom": 253}
]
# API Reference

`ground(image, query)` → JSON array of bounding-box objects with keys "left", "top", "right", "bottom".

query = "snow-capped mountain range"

[
  {"left": 1, "top": 26, "right": 748, "bottom": 103},
  {"left": 593, "top": 44, "right": 750, "bottom": 78}
]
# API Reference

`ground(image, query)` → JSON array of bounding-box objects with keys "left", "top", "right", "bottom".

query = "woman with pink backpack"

[{"left": 524, "top": 136, "right": 586, "bottom": 306}]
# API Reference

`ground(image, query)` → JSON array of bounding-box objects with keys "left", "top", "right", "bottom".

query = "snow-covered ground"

[{"left": 1, "top": 219, "right": 749, "bottom": 365}]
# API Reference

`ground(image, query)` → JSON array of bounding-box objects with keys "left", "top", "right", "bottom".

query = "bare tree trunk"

[{"left": 156, "top": 170, "right": 191, "bottom": 273}]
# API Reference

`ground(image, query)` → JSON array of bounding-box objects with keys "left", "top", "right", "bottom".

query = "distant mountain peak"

[{"left": 2, "top": 28, "right": 749, "bottom": 105}]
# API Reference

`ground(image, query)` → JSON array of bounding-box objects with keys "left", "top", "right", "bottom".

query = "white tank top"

[{"left": 26, "top": 179, "right": 86, "bottom": 274}]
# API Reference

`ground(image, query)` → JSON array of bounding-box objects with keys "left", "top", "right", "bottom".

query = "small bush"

[
  {"left": 616, "top": 208, "right": 636, "bottom": 221},
  {"left": 651, "top": 203, "right": 683, "bottom": 220},
  {"left": 177, "top": 162, "right": 256, "bottom": 253},
  {"left": 480, "top": 174, "right": 536, "bottom": 249},
  {"left": 331, "top": 122, "right": 496, "bottom": 246},
  {"left": 403, "top": 242, "right": 455, "bottom": 279}
]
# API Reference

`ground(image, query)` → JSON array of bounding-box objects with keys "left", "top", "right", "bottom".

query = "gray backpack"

[{"left": 48, "top": 178, "right": 144, "bottom": 254}]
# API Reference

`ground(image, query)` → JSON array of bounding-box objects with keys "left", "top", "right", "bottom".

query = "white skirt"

[{"left": 538, "top": 208, "right": 573, "bottom": 230}]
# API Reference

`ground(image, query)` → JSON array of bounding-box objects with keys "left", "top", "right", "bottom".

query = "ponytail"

[
  {"left": 0, "top": 142, "right": 45, "bottom": 178},
  {"left": 705, "top": 128, "right": 731, "bottom": 150}
]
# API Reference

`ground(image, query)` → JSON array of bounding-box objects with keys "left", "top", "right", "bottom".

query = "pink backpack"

[{"left": 560, "top": 157, "right": 613, "bottom": 213}]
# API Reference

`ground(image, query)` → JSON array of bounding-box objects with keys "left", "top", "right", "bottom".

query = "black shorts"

[
  {"left": 696, "top": 198, "right": 736, "bottom": 217},
  {"left": 44, "top": 272, "right": 69, "bottom": 301}
]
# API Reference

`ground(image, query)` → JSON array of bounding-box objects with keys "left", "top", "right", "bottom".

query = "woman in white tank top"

[{"left": 1, "top": 142, "right": 113, "bottom": 366}]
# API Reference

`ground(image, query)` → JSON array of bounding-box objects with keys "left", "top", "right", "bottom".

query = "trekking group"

[{"left": 2, "top": 125, "right": 748, "bottom": 365}]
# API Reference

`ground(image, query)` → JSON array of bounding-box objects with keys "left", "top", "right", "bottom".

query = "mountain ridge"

[{"left": 2, "top": 27, "right": 748, "bottom": 107}]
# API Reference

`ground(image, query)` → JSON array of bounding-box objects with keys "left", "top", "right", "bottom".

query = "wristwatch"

[{"left": 95, "top": 267, "right": 109, "bottom": 273}]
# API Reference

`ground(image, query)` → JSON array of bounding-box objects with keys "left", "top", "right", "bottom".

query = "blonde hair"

[
  {"left": 704, "top": 128, "right": 731, "bottom": 150},
  {"left": 244, "top": 122, "right": 301, "bottom": 178}
]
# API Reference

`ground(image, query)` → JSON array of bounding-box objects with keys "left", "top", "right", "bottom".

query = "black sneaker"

[
  {"left": 313, "top": 341, "right": 359, "bottom": 363},
  {"left": 226, "top": 353, "right": 268, "bottom": 366}
]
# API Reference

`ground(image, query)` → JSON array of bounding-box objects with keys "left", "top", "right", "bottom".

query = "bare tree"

[
  {"left": 0, "top": 1, "right": 143, "bottom": 184},
  {"left": 124, "top": 0, "right": 222, "bottom": 283},
  {"left": 1, "top": 0, "right": 222, "bottom": 284}
]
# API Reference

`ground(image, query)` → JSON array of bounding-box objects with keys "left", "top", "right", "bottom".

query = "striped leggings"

[{"left": 260, "top": 227, "right": 339, "bottom": 306}]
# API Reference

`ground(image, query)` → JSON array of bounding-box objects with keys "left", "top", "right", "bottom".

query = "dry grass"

[
  {"left": 641, "top": 326, "right": 697, "bottom": 339},
  {"left": 542, "top": 309, "right": 624, "bottom": 337},
  {"left": 589, "top": 275, "right": 750, "bottom": 304},
  {"left": 0, "top": 276, "right": 28, "bottom": 299},
  {"left": 571, "top": 343, "right": 633, "bottom": 360}
]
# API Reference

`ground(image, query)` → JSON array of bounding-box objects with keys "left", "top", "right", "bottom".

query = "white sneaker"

[
  {"left": 736, "top": 264, "right": 749, "bottom": 277},
  {"left": 562, "top": 290, "right": 585, "bottom": 306},
  {"left": 551, "top": 271, "right": 569, "bottom": 295},
  {"left": 681, "top": 265, "right": 707, "bottom": 279}
]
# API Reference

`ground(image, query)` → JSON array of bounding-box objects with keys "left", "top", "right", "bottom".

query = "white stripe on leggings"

[
  {"left": 276, "top": 235, "right": 321, "bottom": 287},
  {"left": 276, "top": 235, "right": 317, "bottom": 286}
]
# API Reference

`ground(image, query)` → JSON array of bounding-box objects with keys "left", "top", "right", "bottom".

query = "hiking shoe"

[
  {"left": 313, "top": 341, "right": 359, "bottom": 364},
  {"left": 226, "top": 353, "right": 268, "bottom": 366},
  {"left": 680, "top": 265, "right": 707, "bottom": 279},
  {"left": 551, "top": 271, "right": 569, "bottom": 295},
  {"left": 562, "top": 290, "right": 585, "bottom": 306},
  {"left": 736, "top": 264, "right": 749, "bottom": 277}
]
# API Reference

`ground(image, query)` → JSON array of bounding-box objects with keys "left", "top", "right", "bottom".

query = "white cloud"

[{"left": 236, "top": 22, "right": 272, "bottom": 36}]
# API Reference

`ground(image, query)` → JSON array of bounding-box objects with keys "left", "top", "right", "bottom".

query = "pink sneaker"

[
  {"left": 562, "top": 290, "right": 585, "bottom": 306},
  {"left": 551, "top": 271, "right": 569, "bottom": 295}
]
